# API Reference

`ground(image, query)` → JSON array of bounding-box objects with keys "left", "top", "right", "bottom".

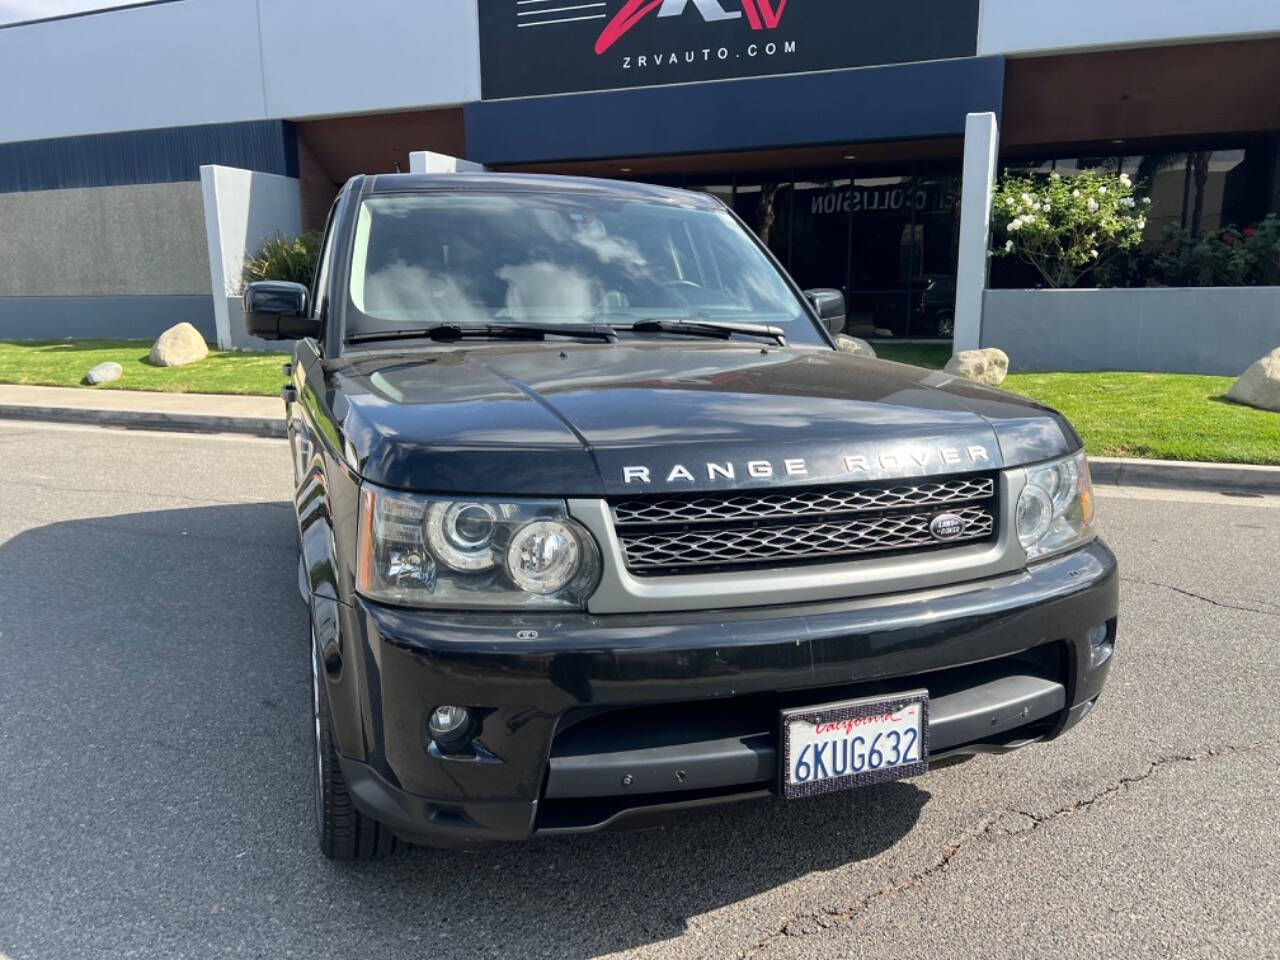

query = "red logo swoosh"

[{"left": 595, "top": 0, "right": 664, "bottom": 54}]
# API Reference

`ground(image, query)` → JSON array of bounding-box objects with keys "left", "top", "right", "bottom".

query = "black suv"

[{"left": 244, "top": 173, "right": 1117, "bottom": 860}]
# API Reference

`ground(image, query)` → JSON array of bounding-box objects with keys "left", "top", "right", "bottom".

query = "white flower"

[
  {"left": 1073, "top": 189, "right": 1082, "bottom": 198},
  {"left": 1021, "top": 192, "right": 1034, "bottom": 204},
  {"left": 1123, "top": 197, "right": 1136, "bottom": 208},
  {"left": 1005, "top": 239, "right": 1015, "bottom": 252},
  {"left": 1086, "top": 198, "right": 1099, "bottom": 213},
  {"left": 1098, "top": 186, "right": 1107, "bottom": 194},
  {"left": 1051, "top": 172, "right": 1061, "bottom": 180},
  {"left": 1119, "top": 173, "right": 1131, "bottom": 186},
  {"left": 1006, "top": 197, "right": 1016, "bottom": 207},
  {"left": 1090, "top": 249, "right": 1099, "bottom": 259},
  {"left": 1143, "top": 197, "right": 1152, "bottom": 205},
  {"left": 1041, "top": 201, "right": 1050, "bottom": 211},
  {"left": 1008, "top": 218, "right": 1022, "bottom": 232},
  {"left": 1137, "top": 216, "right": 1147, "bottom": 230}
]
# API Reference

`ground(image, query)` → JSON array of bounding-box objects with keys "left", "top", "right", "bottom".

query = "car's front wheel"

[{"left": 311, "top": 635, "right": 397, "bottom": 860}]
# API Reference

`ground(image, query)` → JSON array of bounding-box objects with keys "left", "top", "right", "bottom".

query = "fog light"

[
  {"left": 1088, "top": 623, "right": 1113, "bottom": 669},
  {"left": 428, "top": 705, "right": 472, "bottom": 750}
]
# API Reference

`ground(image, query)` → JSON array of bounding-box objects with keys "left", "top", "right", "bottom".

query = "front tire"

[{"left": 311, "top": 638, "right": 397, "bottom": 860}]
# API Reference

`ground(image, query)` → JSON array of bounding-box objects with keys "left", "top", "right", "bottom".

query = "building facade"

[{"left": 1, "top": 0, "right": 1278, "bottom": 358}]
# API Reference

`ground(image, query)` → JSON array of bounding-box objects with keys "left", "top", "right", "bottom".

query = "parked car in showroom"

[
  {"left": 917, "top": 275, "right": 957, "bottom": 338},
  {"left": 245, "top": 173, "right": 1117, "bottom": 859}
]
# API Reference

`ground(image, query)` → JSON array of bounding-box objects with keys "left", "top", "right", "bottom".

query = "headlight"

[
  {"left": 1016, "top": 449, "right": 1096, "bottom": 560},
  {"left": 356, "top": 485, "right": 600, "bottom": 609}
]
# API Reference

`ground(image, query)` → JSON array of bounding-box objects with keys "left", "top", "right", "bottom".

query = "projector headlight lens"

[{"left": 425, "top": 501, "right": 500, "bottom": 571}]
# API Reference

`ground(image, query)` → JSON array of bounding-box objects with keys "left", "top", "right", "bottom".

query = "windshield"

[{"left": 344, "top": 191, "right": 821, "bottom": 343}]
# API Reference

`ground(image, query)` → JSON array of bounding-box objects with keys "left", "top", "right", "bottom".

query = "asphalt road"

[{"left": 1, "top": 420, "right": 1277, "bottom": 960}]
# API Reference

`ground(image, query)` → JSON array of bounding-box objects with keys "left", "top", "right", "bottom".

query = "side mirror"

[
  {"left": 803, "top": 288, "right": 846, "bottom": 335},
  {"left": 243, "top": 281, "right": 320, "bottom": 340}
]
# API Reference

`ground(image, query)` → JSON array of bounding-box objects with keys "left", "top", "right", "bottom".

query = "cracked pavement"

[{"left": 1, "top": 421, "right": 1278, "bottom": 960}]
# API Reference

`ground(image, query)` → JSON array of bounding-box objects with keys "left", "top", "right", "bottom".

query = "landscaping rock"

[
  {"left": 834, "top": 335, "right": 876, "bottom": 358},
  {"left": 1226, "top": 347, "right": 1280, "bottom": 412},
  {"left": 149, "top": 322, "right": 209, "bottom": 367},
  {"left": 84, "top": 361, "right": 123, "bottom": 385},
  {"left": 944, "top": 347, "right": 1009, "bottom": 387}
]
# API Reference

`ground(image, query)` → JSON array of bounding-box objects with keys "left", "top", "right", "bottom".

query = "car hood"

[{"left": 327, "top": 342, "right": 1079, "bottom": 496}]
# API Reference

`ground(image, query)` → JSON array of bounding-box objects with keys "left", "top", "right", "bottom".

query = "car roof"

[{"left": 363, "top": 172, "right": 722, "bottom": 209}]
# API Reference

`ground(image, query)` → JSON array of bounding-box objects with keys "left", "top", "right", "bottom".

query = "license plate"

[{"left": 781, "top": 690, "right": 929, "bottom": 799}]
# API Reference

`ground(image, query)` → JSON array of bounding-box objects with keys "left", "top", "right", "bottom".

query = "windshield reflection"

[{"left": 346, "top": 191, "right": 817, "bottom": 342}]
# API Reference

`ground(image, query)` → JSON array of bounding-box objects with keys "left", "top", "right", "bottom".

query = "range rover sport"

[{"left": 243, "top": 173, "right": 1117, "bottom": 859}]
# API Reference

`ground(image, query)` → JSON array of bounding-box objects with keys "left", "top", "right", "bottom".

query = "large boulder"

[
  {"left": 84, "top": 361, "right": 123, "bottom": 385},
  {"left": 1226, "top": 347, "right": 1280, "bottom": 412},
  {"left": 944, "top": 347, "right": 1009, "bottom": 387},
  {"left": 834, "top": 335, "right": 876, "bottom": 358},
  {"left": 149, "top": 322, "right": 209, "bottom": 367}
]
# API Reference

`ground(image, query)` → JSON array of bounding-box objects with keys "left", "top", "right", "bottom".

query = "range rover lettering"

[{"left": 244, "top": 173, "right": 1117, "bottom": 860}]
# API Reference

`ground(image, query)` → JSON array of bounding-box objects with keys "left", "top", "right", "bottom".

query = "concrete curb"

[
  {"left": 0, "top": 403, "right": 286, "bottom": 438},
  {"left": 1090, "top": 456, "right": 1280, "bottom": 494}
]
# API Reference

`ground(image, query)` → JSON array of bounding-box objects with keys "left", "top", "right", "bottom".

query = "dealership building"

[{"left": 1, "top": 0, "right": 1278, "bottom": 371}]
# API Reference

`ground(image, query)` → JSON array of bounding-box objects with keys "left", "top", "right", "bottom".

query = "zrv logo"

[
  {"left": 596, "top": 0, "right": 788, "bottom": 54},
  {"left": 479, "top": 0, "right": 979, "bottom": 101}
]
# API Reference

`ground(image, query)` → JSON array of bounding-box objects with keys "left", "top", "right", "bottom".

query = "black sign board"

[{"left": 478, "top": 0, "right": 979, "bottom": 101}]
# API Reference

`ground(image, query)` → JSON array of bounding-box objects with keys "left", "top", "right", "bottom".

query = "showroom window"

[
  {"left": 674, "top": 162, "right": 964, "bottom": 339},
  {"left": 994, "top": 137, "right": 1280, "bottom": 288}
]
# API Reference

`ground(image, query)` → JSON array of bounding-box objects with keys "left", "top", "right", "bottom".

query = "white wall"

[
  {"left": 980, "top": 0, "right": 1280, "bottom": 57},
  {"left": 0, "top": 0, "right": 266, "bottom": 143},
  {"left": 0, "top": 0, "right": 480, "bottom": 145},
  {"left": 200, "top": 164, "right": 301, "bottom": 349},
  {"left": 258, "top": 0, "right": 479, "bottom": 119}
]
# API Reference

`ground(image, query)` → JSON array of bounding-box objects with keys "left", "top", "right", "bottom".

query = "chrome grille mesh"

[
  {"left": 610, "top": 474, "right": 998, "bottom": 574},
  {"left": 611, "top": 476, "right": 994, "bottom": 526}
]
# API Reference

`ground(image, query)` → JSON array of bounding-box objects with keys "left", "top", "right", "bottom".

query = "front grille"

[
  {"left": 612, "top": 475, "right": 994, "bottom": 526},
  {"left": 610, "top": 474, "right": 998, "bottom": 575}
]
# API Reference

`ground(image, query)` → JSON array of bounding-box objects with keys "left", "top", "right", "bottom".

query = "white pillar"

[
  {"left": 199, "top": 164, "right": 301, "bottom": 350},
  {"left": 952, "top": 111, "right": 999, "bottom": 354},
  {"left": 408, "top": 151, "right": 486, "bottom": 174}
]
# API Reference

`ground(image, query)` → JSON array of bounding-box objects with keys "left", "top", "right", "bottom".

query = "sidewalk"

[{"left": 0, "top": 384, "right": 285, "bottom": 437}]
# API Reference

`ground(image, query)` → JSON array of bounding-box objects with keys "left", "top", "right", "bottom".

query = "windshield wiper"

[
  {"left": 616, "top": 318, "right": 787, "bottom": 346},
  {"left": 347, "top": 323, "right": 618, "bottom": 345}
]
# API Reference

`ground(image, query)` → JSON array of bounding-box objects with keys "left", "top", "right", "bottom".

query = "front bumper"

[{"left": 327, "top": 540, "right": 1118, "bottom": 847}]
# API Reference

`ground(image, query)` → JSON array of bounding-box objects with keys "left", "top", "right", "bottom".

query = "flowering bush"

[
  {"left": 992, "top": 171, "right": 1150, "bottom": 288},
  {"left": 1151, "top": 214, "right": 1280, "bottom": 287}
]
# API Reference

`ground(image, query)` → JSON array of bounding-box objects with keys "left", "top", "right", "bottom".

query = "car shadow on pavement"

[{"left": 0, "top": 502, "right": 928, "bottom": 960}]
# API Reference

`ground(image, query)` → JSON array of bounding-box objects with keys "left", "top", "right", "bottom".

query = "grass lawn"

[
  {"left": 874, "top": 342, "right": 1280, "bottom": 465},
  {"left": 0, "top": 339, "right": 283, "bottom": 396}
]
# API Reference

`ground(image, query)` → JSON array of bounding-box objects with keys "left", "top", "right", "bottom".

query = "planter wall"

[{"left": 981, "top": 286, "right": 1280, "bottom": 375}]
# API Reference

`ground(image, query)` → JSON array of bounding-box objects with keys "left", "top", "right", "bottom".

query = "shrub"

[
  {"left": 242, "top": 231, "right": 322, "bottom": 290},
  {"left": 992, "top": 171, "right": 1150, "bottom": 288},
  {"left": 1151, "top": 214, "right": 1280, "bottom": 287}
]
